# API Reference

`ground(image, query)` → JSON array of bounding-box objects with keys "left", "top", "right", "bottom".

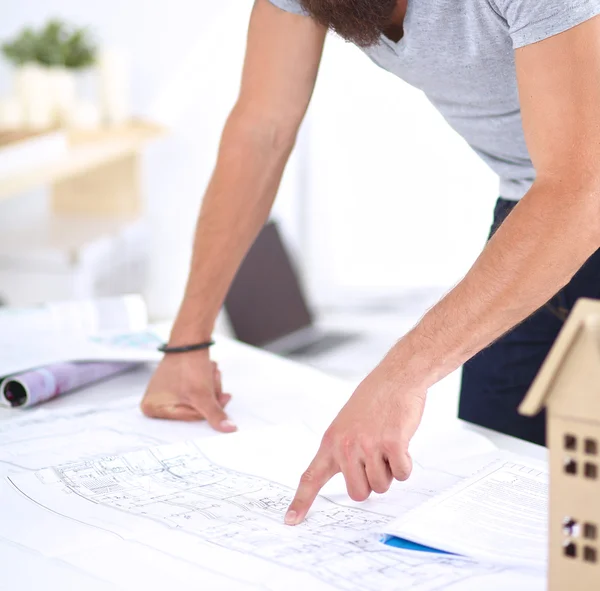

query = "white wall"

[
  {"left": 303, "top": 37, "right": 499, "bottom": 307},
  {"left": 0, "top": 0, "right": 302, "bottom": 319}
]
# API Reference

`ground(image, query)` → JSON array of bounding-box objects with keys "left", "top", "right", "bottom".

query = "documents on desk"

[
  {"left": 1, "top": 395, "right": 545, "bottom": 591},
  {"left": 383, "top": 456, "right": 548, "bottom": 568},
  {"left": 0, "top": 294, "right": 162, "bottom": 379},
  {"left": 0, "top": 295, "right": 164, "bottom": 410}
]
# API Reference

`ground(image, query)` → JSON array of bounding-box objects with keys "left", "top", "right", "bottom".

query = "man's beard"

[{"left": 299, "top": 0, "right": 397, "bottom": 47}]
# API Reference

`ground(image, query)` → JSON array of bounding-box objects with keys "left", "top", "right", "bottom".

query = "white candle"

[
  {"left": 48, "top": 66, "right": 77, "bottom": 125},
  {"left": 97, "top": 48, "right": 131, "bottom": 126}
]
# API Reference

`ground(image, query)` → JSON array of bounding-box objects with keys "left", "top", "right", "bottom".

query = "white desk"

[{"left": 0, "top": 337, "right": 546, "bottom": 590}]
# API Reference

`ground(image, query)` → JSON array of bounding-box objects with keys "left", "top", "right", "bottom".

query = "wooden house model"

[{"left": 520, "top": 298, "right": 600, "bottom": 591}]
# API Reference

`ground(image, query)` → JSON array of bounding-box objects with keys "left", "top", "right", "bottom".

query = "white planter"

[
  {"left": 47, "top": 66, "right": 77, "bottom": 125},
  {"left": 0, "top": 97, "right": 24, "bottom": 130},
  {"left": 14, "top": 64, "right": 54, "bottom": 130}
]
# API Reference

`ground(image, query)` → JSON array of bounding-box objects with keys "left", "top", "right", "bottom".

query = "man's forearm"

[
  {"left": 389, "top": 180, "right": 600, "bottom": 388},
  {"left": 170, "top": 111, "right": 296, "bottom": 344}
]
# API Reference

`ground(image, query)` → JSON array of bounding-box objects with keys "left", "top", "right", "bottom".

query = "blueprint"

[{"left": 9, "top": 427, "right": 545, "bottom": 591}]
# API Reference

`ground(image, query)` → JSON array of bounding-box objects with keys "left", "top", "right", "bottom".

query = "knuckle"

[
  {"left": 300, "top": 469, "right": 317, "bottom": 486},
  {"left": 358, "top": 434, "right": 376, "bottom": 457},
  {"left": 381, "top": 435, "right": 403, "bottom": 458},
  {"left": 339, "top": 435, "right": 354, "bottom": 459}
]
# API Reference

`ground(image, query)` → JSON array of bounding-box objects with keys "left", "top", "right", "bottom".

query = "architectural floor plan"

[{"left": 10, "top": 433, "right": 545, "bottom": 591}]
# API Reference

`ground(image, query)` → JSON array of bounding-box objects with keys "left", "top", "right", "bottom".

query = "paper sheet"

[
  {"left": 7, "top": 421, "right": 544, "bottom": 591},
  {"left": 0, "top": 295, "right": 162, "bottom": 378},
  {"left": 0, "top": 537, "right": 116, "bottom": 591},
  {"left": 383, "top": 457, "right": 549, "bottom": 568}
]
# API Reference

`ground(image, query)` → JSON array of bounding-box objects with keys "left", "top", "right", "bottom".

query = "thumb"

[{"left": 200, "top": 396, "right": 238, "bottom": 433}]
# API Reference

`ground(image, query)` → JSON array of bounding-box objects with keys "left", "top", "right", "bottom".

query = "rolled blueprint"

[{"left": 0, "top": 362, "right": 139, "bottom": 408}]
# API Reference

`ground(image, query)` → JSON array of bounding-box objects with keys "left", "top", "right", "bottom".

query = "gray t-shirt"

[{"left": 269, "top": 0, "right": 600, "bottom": 199}]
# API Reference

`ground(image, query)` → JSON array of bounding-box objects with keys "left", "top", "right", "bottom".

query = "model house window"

[
  {"left": 564, "top": 458, "right": 578, "bottom": 475},
  {"left": 584, "top": 463, "right": 598, "bottom": 480},
  {"left": 584, "top": 546, "right": 597, "bottom": 563},
  {"left": 585, "top": 439, "right": 598, "bottom": 456},
  {"left": 562, "top": 519, "right": 598, "bottom": 564},
  {"left": 584, "top": 523, "right": 598, "bottom": 541},
  {"left": 564, "top": 434, "right": 577, "bottom": 451},
  {"left": 564, "top": 541, "right": 578, "bottom": 558},
  {"left": 563, "top": 518, "right": 580, "bottom": 537}
]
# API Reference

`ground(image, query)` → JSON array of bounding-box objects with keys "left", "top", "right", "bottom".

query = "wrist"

[
  {"left": 168, "top": 327, "right": 214, "bottom": 348},
  {"left": 383, "top": 331, "right": 443, "bottom": 391},
  {"left": 169, "top": 307, "right": 216, "bottom": 346}
]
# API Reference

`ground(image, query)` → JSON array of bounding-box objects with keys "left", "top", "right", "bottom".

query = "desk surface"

[{"left": 0, "top": 337, "right": 546, "bottom": 590}]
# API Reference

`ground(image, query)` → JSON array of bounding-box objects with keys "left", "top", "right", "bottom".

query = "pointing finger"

[{"left": 285, "top": 452, "right": 339, "bottom": 526}]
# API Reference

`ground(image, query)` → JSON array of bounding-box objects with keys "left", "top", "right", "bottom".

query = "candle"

[{"left": 97, "top": 48, "right": 131, "bottom": 126}]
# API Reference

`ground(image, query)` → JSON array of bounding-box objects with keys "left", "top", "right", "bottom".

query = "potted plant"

[
  {"left": 2, "top": 20, "right": 97, "bottom": 128},
  {"left": 36, "top": 20, "right": 97, "bottom": 125},
  {"left": 2, "top": 27, "right": 52, "bottom": 129}
]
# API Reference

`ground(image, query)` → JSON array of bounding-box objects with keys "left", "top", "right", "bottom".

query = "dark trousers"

[{"left": 458, "top": 198, "right": 600, "bottom": 446}]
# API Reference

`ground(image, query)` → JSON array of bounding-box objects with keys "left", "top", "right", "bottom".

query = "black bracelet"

[{"left": 158, "top": 340, "right": 215, "bottom": 354}]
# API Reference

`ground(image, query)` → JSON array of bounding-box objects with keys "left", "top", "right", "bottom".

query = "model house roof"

[{"left": 520, "top": 298, "right": 600, "bottom": 417}]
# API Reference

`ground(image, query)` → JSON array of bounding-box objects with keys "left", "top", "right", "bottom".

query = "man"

[{"left": 142, "top": 0, "right": 600, "bottom": 525}]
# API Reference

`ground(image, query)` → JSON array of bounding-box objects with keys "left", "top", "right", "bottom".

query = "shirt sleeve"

[
  {"left": 267, "top": 0, "right": 307, "bottom": 16},
  {"left": 494, "top": 0, "right": 600, "bottom": 48}
]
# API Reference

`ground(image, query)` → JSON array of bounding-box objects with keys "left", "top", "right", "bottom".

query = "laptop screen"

[{"left": 224, "top": 221, "right": 314, "bottom": 348}]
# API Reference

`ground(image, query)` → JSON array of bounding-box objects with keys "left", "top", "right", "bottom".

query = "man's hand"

[
  {"left": 141, "top": 352, "right": 237, "bottom": 433},
  {"left": 285, "top": 359, "right": 426, "bottom": 525}
]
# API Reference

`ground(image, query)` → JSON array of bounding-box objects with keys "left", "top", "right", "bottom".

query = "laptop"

[{"left": 224, "top": 221, "right": 359, "bottom": 357}]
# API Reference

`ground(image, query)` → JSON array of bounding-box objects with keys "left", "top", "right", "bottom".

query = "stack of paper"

[{"left": 383, "top": 455, "right": 549, "bottom": 568}]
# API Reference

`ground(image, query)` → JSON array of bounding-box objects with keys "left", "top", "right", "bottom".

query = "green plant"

[
  {"left": 63, "top": 27, "right": 96, "bottom": 69},
  {"left": 1, "top": 19, "right": 97, "bottom": 69},
  {"left": 35, "top": 20, "right": 67, "bottom": 67},
  {"left": 1, "top": 27, "right": 38, "bottom": 66}
]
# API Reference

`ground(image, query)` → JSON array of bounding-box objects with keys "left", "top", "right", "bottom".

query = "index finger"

[{"left": 285, "top": 451, "right": 339, "bottom": 526}]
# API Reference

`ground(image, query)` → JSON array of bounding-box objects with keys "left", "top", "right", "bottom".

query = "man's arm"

[
  {"left": 393, "top": 14, "right": 600, "bottom": 389},
  {"left": 285, "top": 15, "right": 600, "bottom": 524},
  {"left": 142, "top": 0, "right": 326, "bottom": 429}
]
